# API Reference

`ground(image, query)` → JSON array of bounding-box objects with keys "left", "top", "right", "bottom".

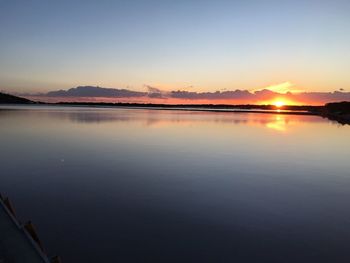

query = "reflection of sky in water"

[{"left": 0, "top": 106, "right": 350, "bottom": 263}]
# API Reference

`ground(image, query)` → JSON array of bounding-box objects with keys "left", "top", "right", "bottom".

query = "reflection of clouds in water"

[
  {"left": 64, "top": 112, "right": 132, "bottom": 123},
  {"left": 0, "top": 107, "right": 326, "bottom": 132},
  {"left": 59, "top": 109, "right": 326, "bottom": 135}
]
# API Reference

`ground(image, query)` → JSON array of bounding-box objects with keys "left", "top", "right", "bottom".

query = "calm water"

[{"left": 1, "top": 105, "right": 350, "bottom": 263}]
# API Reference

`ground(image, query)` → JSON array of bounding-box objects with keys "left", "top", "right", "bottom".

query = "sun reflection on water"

[{"left": 265, "top": 115, "right": 288, "bottom": 132}]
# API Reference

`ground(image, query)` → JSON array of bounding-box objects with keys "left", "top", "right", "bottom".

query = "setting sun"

[{"left": 274, "top": 101, "right": 285, "bottom": 108}]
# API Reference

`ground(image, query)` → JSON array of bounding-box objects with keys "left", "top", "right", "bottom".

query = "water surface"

[{"left": 1, "top": 105, "right": 350, "bottom": 262}]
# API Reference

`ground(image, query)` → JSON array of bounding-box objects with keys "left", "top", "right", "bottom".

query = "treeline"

[
  {"left": 325, "top": 101, "right": 350, "bottom": 114},
  {"left": 322, "top": 101, "right": 350, "bottom": 124}
]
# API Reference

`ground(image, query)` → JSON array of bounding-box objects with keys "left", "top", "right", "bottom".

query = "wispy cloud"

[
  {"left": 254, "top": 82, "right": 305, "bottom": 94},
  {"left": 144, "top": 84, "right": 167, "bottom": 98},
  {"left": 263, "top": 82, "right": 295, "bottom": 93}
]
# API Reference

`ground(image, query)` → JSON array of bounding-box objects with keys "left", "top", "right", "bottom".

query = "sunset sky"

[{"left": 1, "top": 0, "right": 350, "bottom": 104}]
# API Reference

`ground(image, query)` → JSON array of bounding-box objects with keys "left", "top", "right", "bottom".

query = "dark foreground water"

[{"left": 1, "top": 105, "right": 350, "bottom": 263}]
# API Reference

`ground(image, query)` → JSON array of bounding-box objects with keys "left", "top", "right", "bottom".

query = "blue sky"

[{"left": 1, "top": 0, "right": 350, "bottom": 93}]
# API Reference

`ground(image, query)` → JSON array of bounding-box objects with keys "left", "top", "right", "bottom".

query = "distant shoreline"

[
  {"left": 55, "top": 101, "right": 323, "bottom": 113},
  {"left": 0, "top": 102, "right": 319, "bottom": 116},
  {"left": 1, "top": 91, "right": 349, "bottom": 124}
]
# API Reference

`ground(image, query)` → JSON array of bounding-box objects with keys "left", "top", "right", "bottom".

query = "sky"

[{"left": 1, "top": 0, "right": 350, "bottom": 104}]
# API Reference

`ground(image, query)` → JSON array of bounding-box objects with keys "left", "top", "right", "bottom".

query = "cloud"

[
  {"left": 253, "top": 89, "right": 276, "bottom": 100},
  {"left": 46, "top": 86, "right": 147, "bottom": 97},
  {"left": 144, "top": 84, "right": 166, "bottom": 98},
  {"left": 291, "top": 91, "right": 350, "bottom": 104},
  {"left": 170, "top": 90, "right": 253, "bottom": 100},
  {"left": 144, "top": 85, "right": 162, "bottom": 94},
  {"left": 23, "top": 85, "right": 350, "bottom": 105},
  {"left": 263, "top": 82, "right": 294, "bottom": 93},
  {"left": 254, "top": 82, "right": 305, "bottom": 94}
]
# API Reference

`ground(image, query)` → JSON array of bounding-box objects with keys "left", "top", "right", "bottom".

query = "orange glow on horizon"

[
  {"left": 274, "top": 101, "right": 285, "bottom": 108},
  {"left": 258, "top": 98, "right": 299, "bottom": 106},
  {"left": 24, "top": 95, "right": 322, "bottom": 106}
]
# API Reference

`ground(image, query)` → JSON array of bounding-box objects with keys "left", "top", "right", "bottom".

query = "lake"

[{"left": 1, "top": 105, "right": 350, "bottom": 262}]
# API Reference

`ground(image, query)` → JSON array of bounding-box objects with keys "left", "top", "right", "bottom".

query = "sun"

[{"left": 274, "top": 101, "right": 285, "bottom": 108}]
